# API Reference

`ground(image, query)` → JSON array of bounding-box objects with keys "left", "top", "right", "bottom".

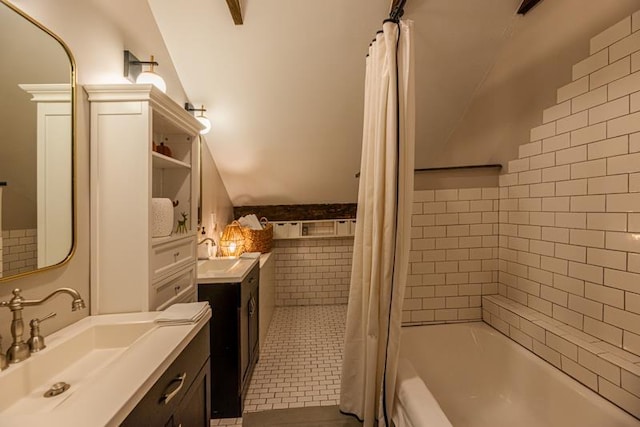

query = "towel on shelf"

[
  {"left": 155, "top": 301, "right": 210, "bottom": 325},
  {"left": 238, "top": 214, "right": 263, "bottom": 230}
]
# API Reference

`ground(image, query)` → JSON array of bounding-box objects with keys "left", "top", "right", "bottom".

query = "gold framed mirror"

[{"left": 0, "top": 0, "right": 76, "bottom": 282}]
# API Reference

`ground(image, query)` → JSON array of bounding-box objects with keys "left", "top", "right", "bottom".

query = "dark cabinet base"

[
  {"left": 121, "top": 324, "right": 211, "bottom": 427},
  {"left": 199, "top": 263, "right": 260, "bottom": 418}
]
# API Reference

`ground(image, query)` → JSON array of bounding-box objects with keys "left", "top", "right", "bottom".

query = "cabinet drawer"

[
  {"left": 273, "top": 223, "right": 288, "bottom": 239},
  {"left": 121, "top": 325, "right": 210, "bottom": 427},
  {"left": 336, "top": 220, "right": 349, "bottom": 236},
  {"left": 153, "top": 267, "right": 195, "bottom": 311},
  {"left": 153, "top": 237, "right": 195, "bottom": 280}
]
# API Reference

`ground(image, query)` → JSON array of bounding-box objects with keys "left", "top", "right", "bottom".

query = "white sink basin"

[
  {"left": 0, "top": 321, "right": 156, "bottom": 415},
  {"left": 197, "top": 257, "right": 258, "bottom": 283},
  {"left": 0, "top": 310, "right": 211, "bottom": 427},
  {"left": 197, "top": 258, "right": 241, "bottom": 274}
]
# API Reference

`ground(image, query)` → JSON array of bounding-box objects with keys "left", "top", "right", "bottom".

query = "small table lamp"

[{"left": 219, "top": 221, "right": 245, "bottom": 257}]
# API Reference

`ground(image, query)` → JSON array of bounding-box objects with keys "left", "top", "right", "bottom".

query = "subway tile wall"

[
  {"left": 2, "top": 229, "right": 37, "bottom": 277},
  {"left": 403, "top": 187, "right": 500, "bottom": 325},
  {"left": 491, "top": 12, "right": 640, "bottom": 417},
  {"left": 500, "top": 12, "right": 640, "bottom": 356},
  {"left": 273, "top": 238, "right": 352, "bottom": 306}
]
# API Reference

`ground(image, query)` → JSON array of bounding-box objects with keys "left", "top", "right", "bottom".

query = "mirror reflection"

[{"left": 0, "top": 1, "right": 74, "bottom": 280}]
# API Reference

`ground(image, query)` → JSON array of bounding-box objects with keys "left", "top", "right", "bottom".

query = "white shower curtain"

[{"left": 340, "top": 19, "right": 414, "bottom": 427}]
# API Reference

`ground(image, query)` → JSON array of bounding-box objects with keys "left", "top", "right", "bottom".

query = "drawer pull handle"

[
  {"left": 174, "top": 285, "right": 181, "bottom": 294},
  {"left": 160, "top": 372, "right": 187, "bottom": 405},
  {"left": 248, "top": 277, "right": 256, "bottom": 284},
  {"left": 174, "top": 251, "right": 180, "bottom": 258}
]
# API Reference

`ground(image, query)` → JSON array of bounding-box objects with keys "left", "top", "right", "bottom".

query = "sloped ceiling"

[{"left": 148, "top": 0, "right": 522, "bottom": 206}]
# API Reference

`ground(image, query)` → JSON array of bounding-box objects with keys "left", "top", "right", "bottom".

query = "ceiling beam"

[
  {"left": 517, "top": 0, "right": 543, "bottom": 15},
  {"left": 225, "top": 0, "right": 243, "bottom": 25}
]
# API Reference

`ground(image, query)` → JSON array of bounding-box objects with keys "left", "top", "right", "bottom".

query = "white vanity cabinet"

[{"left": 85, "top": 84, "right": 202, "bottom": 314}]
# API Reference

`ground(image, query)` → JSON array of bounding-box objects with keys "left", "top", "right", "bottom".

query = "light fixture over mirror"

[
  {"left": 185, "top": 103, "right": 211, "bottom": 135},
  {"left": 0, "top": 0, "right": 76, "bottom": 282},
  {"left": 124, "top": 50, "right": 166, "bottom": 93}
]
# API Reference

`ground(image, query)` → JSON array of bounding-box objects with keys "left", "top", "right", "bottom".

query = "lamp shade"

[
  {"left": 136, "top": 71, "right": 166, "bottom": 93},
  {"left": 196, "top": 114, "right": 211, "bottom": 135},
  {"left": 219, "top": 221, "right": 245, "bottom": 257}
]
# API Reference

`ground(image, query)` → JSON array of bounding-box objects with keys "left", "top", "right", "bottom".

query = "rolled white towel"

[
  {"left": 393, "top": 358, "right": 452, "bottom": 427},
  {"left": 238, "top": 214, "right": 263, "bottom": 230},
  {"left": 156, "top": 302, "right": 210, "bottom": 325}
]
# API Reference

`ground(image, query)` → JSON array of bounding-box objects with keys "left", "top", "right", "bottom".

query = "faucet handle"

[{"left": 28, "top": 312, "right": 56, "bottom": 353}]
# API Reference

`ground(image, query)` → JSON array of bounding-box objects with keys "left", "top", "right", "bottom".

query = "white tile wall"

[
  {"left": 404, "top": 188, "right": 499, "bottom": 325},
  {"left": 573, "top": 50, "right": 609, "bottom": 81},
  {"left": 274, "top": 238, "right": 352, "bottom": 306},
  {"left": 2, "top": 229, "right": 37, "bottom": 277},
  {"left": 590, "top": 17, "right": 631, "bottom": 55},
  {"left": 484, "top": 295, "right": 640, "bottom": 418},
  {"left": 490, "top": 10, "right": 640, "bottom": 418}
]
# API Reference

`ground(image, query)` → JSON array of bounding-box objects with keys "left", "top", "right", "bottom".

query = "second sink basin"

[
  {"left": 197, "top": 257, "right": 259, "bottom": 283},
  {"left": 0, "top": 320, "right": 156, "bottom": 415},
  {"left": 197, "top": 258, "right": 241, "bottom": 274}
]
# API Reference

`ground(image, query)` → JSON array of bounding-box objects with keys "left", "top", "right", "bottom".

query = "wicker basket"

[{"left": 241, "top": 217, "right": 273, "bottom": 253}]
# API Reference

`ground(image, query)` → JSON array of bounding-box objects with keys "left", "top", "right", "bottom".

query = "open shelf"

[
  {"left": 272, "top": 219, "right": 356, "bottom": 239},
  {"left": 152, "top": 151, "right": 191, "bottom": 169}
]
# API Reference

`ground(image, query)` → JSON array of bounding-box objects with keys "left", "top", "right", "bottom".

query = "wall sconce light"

[
  {"left": 185, "top": 103, "right": 212, "bottom": 135},
  {"left": 124, "top": 50, "right": 167, "bottom": 93},
  {"left": 219, "top": 221, "right": 245, "bottom": 258}
]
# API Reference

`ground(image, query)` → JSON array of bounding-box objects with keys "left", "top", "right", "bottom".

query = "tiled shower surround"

[
  {"left": 404, "top": 187, "right": 500, "bottom": 324},
  {"left": 402, "top": 11, "right": 640, "bottom": 417},
  {"left": 273, "top": 238, "right": 352, "bottom": 306},
  {"left": 487, "top": 11, "right": 640, "bottom": 418}
]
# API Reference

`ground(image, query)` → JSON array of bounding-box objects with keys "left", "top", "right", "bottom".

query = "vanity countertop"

[
  {"left": 0, "top": 310, "right": 210, "bottom": 427},
  {"left": 197, "top": 255, "right": 261, "bottom": 284}
]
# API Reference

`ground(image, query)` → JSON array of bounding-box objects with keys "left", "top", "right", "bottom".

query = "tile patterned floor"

[{"left": 211, "top": 305, "right": 347, "bottom": 427}]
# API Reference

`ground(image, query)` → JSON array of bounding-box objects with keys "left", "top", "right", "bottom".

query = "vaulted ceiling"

[{"left": 147, "top": 0, "right": 522, "bottom": 206}]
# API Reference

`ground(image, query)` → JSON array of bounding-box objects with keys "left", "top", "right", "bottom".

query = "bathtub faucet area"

[{"left": 0, "top": 287, "right": 86, "bottom": 365}]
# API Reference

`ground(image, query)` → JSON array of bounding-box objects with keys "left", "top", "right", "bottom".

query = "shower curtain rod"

[
  {"left": 355, "top": 164, "right": 501, "bottom": 178},
  {"left": 415, "top": 164, "right": 502, "bottom": 172}
]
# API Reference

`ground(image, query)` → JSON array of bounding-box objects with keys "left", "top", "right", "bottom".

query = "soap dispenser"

[{"left": 198, "top": 227, "right": 212, "bottom": 260}]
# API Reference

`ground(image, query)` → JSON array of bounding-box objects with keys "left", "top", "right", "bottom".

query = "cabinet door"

[
  {"left": 248, "top": 286, "right": 259, "bottom": 365},
  {"left": 175, "top": 358, "right": 211, "bottom": 427},
  {"left": 121, "top": 326, "right": 209, "bottom": 427},
  {"left": 240, "top": 265, "right": 259, "bottom": 388},
  {"left": 240, "top": 289, "right": 249, "bottom": 386}
]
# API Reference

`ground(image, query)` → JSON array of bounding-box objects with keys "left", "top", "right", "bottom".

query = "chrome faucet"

[
  {"left": 198, "top": 237, "right": 215, "bottom": 245},
  {"left": 0, "top": 288, "right": 86, "bottom": 364}
]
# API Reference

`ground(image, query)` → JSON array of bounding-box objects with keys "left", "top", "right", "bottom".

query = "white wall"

[
  {"left": 432, "top": 0, "right": 640, "bottom": 168},
  {"left": 0, "top": 0, "right": 232, "bottom": 340},
  {"left": 200, "top": 142, "right": 234, "bottom": 246}
]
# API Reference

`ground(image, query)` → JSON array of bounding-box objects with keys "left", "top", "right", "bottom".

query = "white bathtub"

[{"left": 397, "top": 322, "right": 640, "bottom": 427}]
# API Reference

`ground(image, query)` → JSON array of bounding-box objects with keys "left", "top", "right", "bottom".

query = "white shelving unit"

[
  {"left": 272, "top": 219, "right": 356, "bottom": 239},
  {"left": 86, "top": 84, "right": 202, "bottom": 314}
]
